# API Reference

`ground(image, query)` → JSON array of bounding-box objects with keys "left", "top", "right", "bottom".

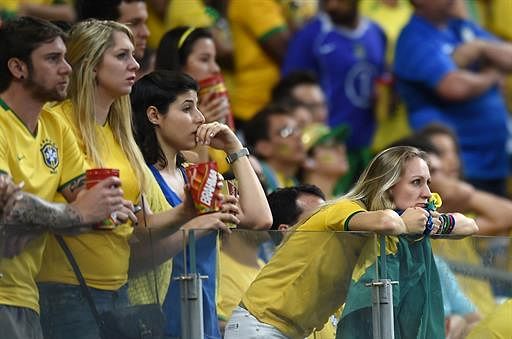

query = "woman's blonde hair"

[
  {"left": 66, "top": 19, "right": 148, "bottom": 191},
  {"left": 343, "top": 146, "right": 429, "bottom": 211}
]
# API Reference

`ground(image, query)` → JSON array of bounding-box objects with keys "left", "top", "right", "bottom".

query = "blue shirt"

[
  {"left": 283, "top": 13, "right": 387, "bottom": 149},
  {"left": 394, "top": 15, "right": 509, "bottom": 180},
  {"left": 149, "top": 164, "right": 221, "bottom": 339},
  {"left": 434, "top": 256, "right": 476, "bottom": 316}
]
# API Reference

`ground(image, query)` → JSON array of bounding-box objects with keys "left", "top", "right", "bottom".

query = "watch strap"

[{"left": 226, "top": 147, "right": 249, "bottom": 164}]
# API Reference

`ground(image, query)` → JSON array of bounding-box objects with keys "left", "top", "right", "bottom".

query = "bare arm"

[
  {"left": 447, "top": 212, "right": 478, "bottom": 235},
  {"left": 452, "top": 39, "right": 512, "bottom": 71},
  {"left": 432, "top": 175, "right": 512, "bottom": 235},
  {"left": 259, "top": 29, "right": 290, "bottom": 65},
  {"left": 436, "top": 68, "right": 502, "bottom": 101},
  {"left": 196, "top": 122, "right": 272, "bottom": 230},
  {"left": 129, "top": 211, "right": 239, "bottom": 276},
  {"left": 431, "top": 175, "right": 476, "bottom": 213},
  {"left": 3, "top": 175, "right": 134, "bottom": 231},
  {"left": 17, "top": 3, "right": 76, "bottom": 22},
  {"left": 348, "top": 209, "right": 408, "bottom": 234},
  {"left": 466, "top": 190, "right": 512, "bottom": 235},
  {"left": 480, "top": 40, "right": 512, "bottom": 72},
  {"left": 2, "top": 193, "right": 82, "bottom": 229}
]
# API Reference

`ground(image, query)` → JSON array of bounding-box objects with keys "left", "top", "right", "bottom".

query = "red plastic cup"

[
  {"left": 85, "top": 168, "right": 120, "bottom": 230},
  {"left": 185, "top": 161, "right": 222, "bottom": 214},
  {"left": 85, "top": 168, "right": 120, "bottom": 189},
  {"left": 198, "top": 74, "right": 235, "bottom": 130}
]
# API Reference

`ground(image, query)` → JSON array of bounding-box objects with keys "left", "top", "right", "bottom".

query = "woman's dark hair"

[
  {"left": 131, "top": 70, "right": 198, "bottom": 167},
  {"left": 155, "top": 26, "right": 213, "bottom": 71}
]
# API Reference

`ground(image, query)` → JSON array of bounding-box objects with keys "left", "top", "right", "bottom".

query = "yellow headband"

[{"left": 177, "top": 27, "right": 195, "bottom": 49}]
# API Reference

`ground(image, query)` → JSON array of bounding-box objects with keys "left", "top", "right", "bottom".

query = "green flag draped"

[{"left": 337, "top": 236, "right": 445, "bottom": 339}]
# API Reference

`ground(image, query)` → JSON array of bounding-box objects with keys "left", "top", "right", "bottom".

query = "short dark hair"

[
  {"left": 271, "top": 71, "right": 320, "bottom": 101},
  {"left": 243, "top": 103, "right": 295, "bottom": 155},
  {"left": 0, "top": 16, "right": 66, "bottom": 92},
  {"left": 155, "top": 26, "right": 213, "bottom": 71},
  {"left": 418, "top": 123, "right": 460, "bottom": 153},
  {"left": 267, "top": 184, "right": 325, "bottom": 244},
  {"left": 76, "top": 0, "right": 144, "bottom": 21},
  {"left": 131, "top": 70, "right": 198, "bottom": 167},
  {"left": 388, "top": 134, "right": 441, "bottom": 156}
]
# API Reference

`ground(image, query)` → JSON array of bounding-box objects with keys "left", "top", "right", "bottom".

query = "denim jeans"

[
  {"left": 224, "top": 306, "right": 290, "bottom": 339},
  {"left": 0, "top": 304, "right": 43, "bottom": 339},
  {"left": 38, "top": 282, "right": 129, "bottom": 339}
]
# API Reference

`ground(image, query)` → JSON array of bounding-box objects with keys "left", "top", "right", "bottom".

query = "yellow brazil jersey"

[
  {"left": 241, "top": 199, "right": 366, "bottom": 338},
  {"left": 37, "top": 100, "right": 140, "bottom": 290},
  {"left": 0, "top": 98, "right": 86, "bottom": 313},
  {"left": 217, "top": 250, "right": 265, "bottom": 321},
  {"left": 0, "top": 0, "right": 70, "bottom": 19},
  {"left": 228, "top": 0, "right": 287, "bottom": 121},
  {"left": 165, "top": 0, "right": 212, "bottom": 30},
  {"left": 467, "top": 299, "right": 512, "bottom": 339},
  {"left": 128, "top": 169, "right": 173, "bottom": 305}
]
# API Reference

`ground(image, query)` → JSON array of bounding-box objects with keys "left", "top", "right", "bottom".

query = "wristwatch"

[{"left": 226, "top": 147, "right": 249, "bottom": 164}]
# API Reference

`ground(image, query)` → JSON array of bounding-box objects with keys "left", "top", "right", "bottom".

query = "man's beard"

[{"left": 23, "top": 73, "right": 67, "bottom": 102}]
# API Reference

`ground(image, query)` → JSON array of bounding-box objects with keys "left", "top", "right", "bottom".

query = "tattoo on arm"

[
  {"left": 2, "top": 193, "right": 87, "bottom": 231},
  {"left": 68, "top": 176, "right": 85, "bottom": 194}
]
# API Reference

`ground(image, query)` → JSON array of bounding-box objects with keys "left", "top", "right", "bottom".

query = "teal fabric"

[{"left": 337, "top": 236, "right": 445, "bottom": 339}]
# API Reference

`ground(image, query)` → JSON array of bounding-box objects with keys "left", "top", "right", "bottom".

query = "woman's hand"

[
  {"left": 198, "top": 93, "right": 230, "bottom": 123},
  {"left": 220, "top": 193, "right": 241, "bottom": 217},
  {"left": 180, "top": 211, "right": 239, "bottom": 234},
  {"left": 196, "top": 121, "right": 242, "bottom": 153},
  {"left": 400, "top": 207, "right": 430, "bottom": 234}
]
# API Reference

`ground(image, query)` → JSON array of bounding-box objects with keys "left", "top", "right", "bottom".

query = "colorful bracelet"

[
  {"left": 445, "top": 214, "right": 455, "bottom": 234},
  {"left": 436, "top": 214, "right": 455, "bottom": 234},
  {"left": 436, "top": 214, "right": 446, "bottom": 234}
]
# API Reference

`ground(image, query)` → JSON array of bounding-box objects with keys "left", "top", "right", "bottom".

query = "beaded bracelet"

[
  {"left": 439, "top": 214, "right": 447, "bottom": 234},
  {"left": 436, "top": 214, "right": 455, "bottom": 234},
  {"left": 445, "top": 214, "right": 456, "bottom": 234}
]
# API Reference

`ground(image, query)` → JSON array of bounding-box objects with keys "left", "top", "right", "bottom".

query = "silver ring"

[{"left": 110, "top": 212, "right": 117, "bottom": 222}]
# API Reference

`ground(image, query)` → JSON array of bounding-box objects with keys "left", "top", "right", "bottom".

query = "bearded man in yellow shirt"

[{"left": 0, "top": 17, "right": 133, "bottom": 339}]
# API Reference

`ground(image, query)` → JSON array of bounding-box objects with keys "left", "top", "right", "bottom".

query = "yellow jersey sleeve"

[
  {"left": 298, "top": 199, "right": 365, "bottom": 232},
  {"left": 165, "top": 0, "right": 213, "bottom": 29},
  {"left": 232, "top": 0, "right": 287, "bottom": 41}
]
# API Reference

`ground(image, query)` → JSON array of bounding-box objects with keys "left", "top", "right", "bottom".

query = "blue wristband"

[{"left": 423, "top": 213, "right": 434, "bottom": 235}]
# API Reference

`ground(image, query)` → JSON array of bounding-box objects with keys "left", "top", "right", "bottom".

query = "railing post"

[
  {"left": 366, "top": 235, "right": 398, "bottom": 339},
  {"left": 177, "top": 229, "right": 207, "bottom": 339}
]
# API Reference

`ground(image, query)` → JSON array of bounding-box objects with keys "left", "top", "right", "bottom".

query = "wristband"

[
  {"left": 423, "top": 213, "right": 434, "bottom": 235},
  {"left": 225, "top": 147, "right": 249, "bottom": 164}
]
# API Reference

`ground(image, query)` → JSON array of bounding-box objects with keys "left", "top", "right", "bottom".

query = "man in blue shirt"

[
  {"left": 395, "top": 0, "right": 512, "bottom": 196},
  {"left": 282, "top": 0, "right": 387, "bottom": 195}
]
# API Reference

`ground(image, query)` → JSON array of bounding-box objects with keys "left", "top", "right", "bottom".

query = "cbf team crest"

[{"left": 40, "top": 138, "right": 59, "bottom": 172}]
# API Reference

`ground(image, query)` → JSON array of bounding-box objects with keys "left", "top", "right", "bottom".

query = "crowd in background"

[{"left": 0, "top": 0, "right": 512, "bottom": 338}]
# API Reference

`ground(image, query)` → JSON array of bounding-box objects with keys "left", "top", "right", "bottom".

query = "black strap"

[
  {"left": 54, "top": 234, "right": 104, "bottom": 329},
  {"left": 55, "top": 195, "right": 159, "bottom": 330}
]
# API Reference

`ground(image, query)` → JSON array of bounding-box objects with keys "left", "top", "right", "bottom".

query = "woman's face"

[
  {"left": 391, "top": 157, "right": 432, "bottom": 210},
  {"left": 183, "top": 37, "right": 220, "bottom": 81},
  {"left": 155, "top": 90, "right": 205, "bottom": 151},
  {"left": 429, "top": 133, "right": 460, "bottom": 178},
  {"left": 95, "top": 31, "right": 140, "bottom": 99}
]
